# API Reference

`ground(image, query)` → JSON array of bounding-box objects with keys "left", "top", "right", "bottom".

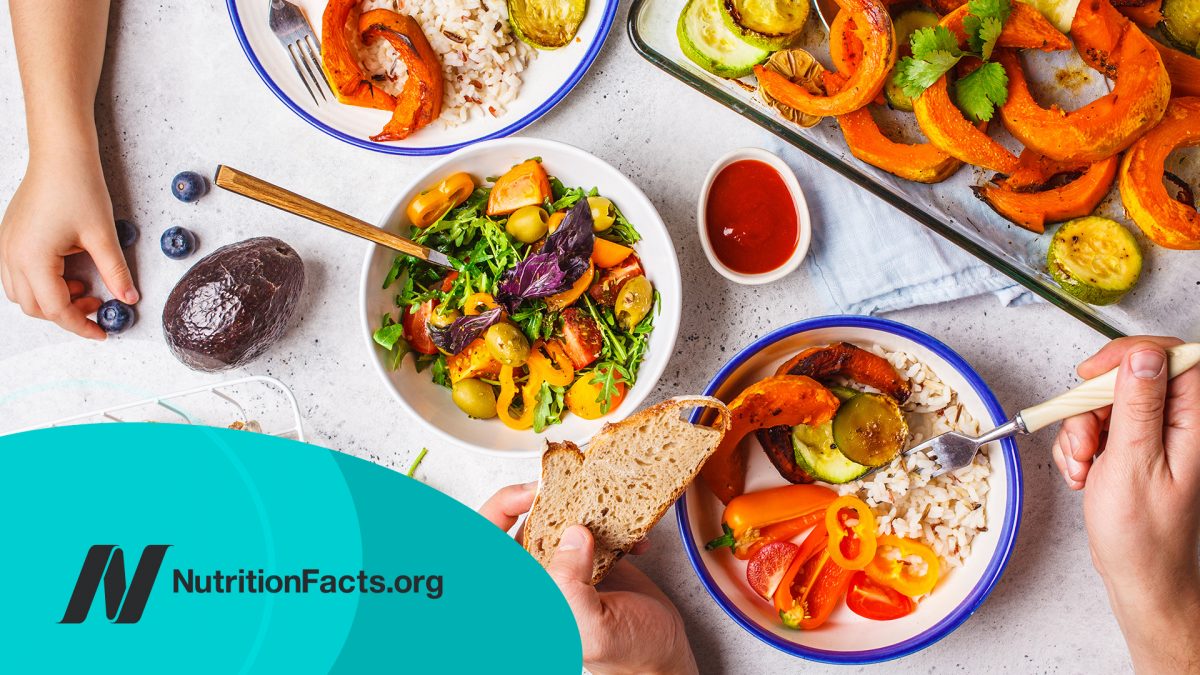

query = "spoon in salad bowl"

[{"left": 214, "top": 165, "right": 454, "bottom": 269}]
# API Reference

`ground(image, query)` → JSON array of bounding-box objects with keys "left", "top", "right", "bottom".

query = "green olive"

[
  {"left": 485, "top": 323, "right": 531, "bottom": 367},
  {"left": 587, "top": 196, "right": 616, "bottom": 232},
  {"left": 614, "top": 275, "right": 653, "bottom": 330},
  {"left": 451, "top": 379, "right": 498, "bottom": 419},
  {"left": 506, "top": 205, "right": 549, "bottom": 243},
  {"left": 428, "top": 306, "right": 460, "bottom": 329}
]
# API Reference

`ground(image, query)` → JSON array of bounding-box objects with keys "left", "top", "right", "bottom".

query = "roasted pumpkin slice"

[
  {"left": 997, "top": 0, "right": 1171, "bottom": 163},
  {"left": 1154, "top": 37, "right": 1200, "bottom": 97},
  {"left": 837, "top": 106, "right": 965, "bottom": 183},
  {"left": 974, "top": 154, "right": 1119, "bottom": 233},
  {"left": 912, "top": 2, "right": 1070, "bottom": 174},
  {"left": 774, "top": 342, "right": 911, "bottom": 403},
  {"left": 754, "top": 0, "right": 895, "bottom": 117},
  {"left": 1119, "top": 97, "right": 1200, "bottom": 250},
  {"left": 1118, "top": 0, "right": 1162, "bottom": 29},
  {"left": 1000, "top": 149, "right": 1089, "bottom": 191},
  {"left": 359, "top": 10, "right": 444, "bottom": 142},
  {"left": 701, "top": 375, "right": 841, "bottom": 504},
  {"left": 321, "top": 0, "right": 397, "bottom": 111}
]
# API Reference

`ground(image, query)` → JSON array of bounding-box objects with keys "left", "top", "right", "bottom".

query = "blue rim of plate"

[
  {"left": 679, "top": 315, "right": 1023, "bottom": 665},
  {"left": 225, "top": 0, "right": 619, "bottom": 156}
]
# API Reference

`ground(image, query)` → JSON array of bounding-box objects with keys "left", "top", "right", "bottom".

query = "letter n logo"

[{"left": 60, "top": 545, "right": 170, "bottom": 624}]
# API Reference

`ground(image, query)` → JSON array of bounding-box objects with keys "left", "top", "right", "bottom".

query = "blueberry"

[
  {"left": 160, "top": 226, "right": 196, "bottom": 259},
  {"left": 171, "top": 171, "right": 208, "bottom": 203},
  {"left": 97, "top": 299, "right": 136, "bottom": 333},
  {"left": 115, "top": 219, "right": 138, "bottom": 248}
]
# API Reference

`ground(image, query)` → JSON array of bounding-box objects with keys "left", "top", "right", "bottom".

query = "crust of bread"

[{"left": 523, "top": 396, "right": 731, "bottom": 584}]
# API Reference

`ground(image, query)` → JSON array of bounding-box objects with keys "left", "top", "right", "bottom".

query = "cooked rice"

[
  {"left": 834, "top": 345, "right": 991, "bottom": 573},
  {"left": 357, "top": 0, "right": 534, "bottom": 127}
]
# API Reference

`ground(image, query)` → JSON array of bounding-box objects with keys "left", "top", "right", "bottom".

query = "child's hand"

[{"left": 0, "top": 154, "right": 137, "bottom": 340}]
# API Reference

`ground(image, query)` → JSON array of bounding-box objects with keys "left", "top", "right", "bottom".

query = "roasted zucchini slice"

[
  {"left": 1161, "top": 0, "right": 1200, "bottom": 55},
  {"left": 508, "top": 0, "right": 587, "bottom": 50},
  {"left": 721, "top": 0, "right": 810, "bottom": 50},
  {"left": 792, "top": 422, "right": 871, "bottom": 484},
  {"left": 831, "top": 393, "right": 909, "bottom": 467},
  {"left": 678, "top": 0, "right": 771, "bottom": 78},
  {"left": 1047, "top": 217, "right": 1143, "bottom": 306}
]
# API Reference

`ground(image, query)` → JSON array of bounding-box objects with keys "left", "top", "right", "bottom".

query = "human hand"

[
  {"left": 1, "top": 152, "right": 137, "bottom": 340},
  {"left": 480, "top": 483, "right": 698, "bottom": 675},
  {"left": 1052, "top": 337, "right": 1200, "bottom": 672}
]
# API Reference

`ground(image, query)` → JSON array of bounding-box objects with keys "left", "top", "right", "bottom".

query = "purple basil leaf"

[
  {"left": 497, "top": 201, "right": 594, "bottom": 312},
  {"left": 428, "top": 307, "right": 504, "bottom": 355}
]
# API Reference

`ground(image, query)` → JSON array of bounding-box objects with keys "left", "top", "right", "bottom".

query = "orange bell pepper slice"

[
  {"left": 866, "top": 535, "right": 941, "bottom": 597},
  {"left": 359, "top": 10, "right": 444, "bottom": 143},
  {"left": 701, "top": 375, "right": 841, "bottom": 504},
  {"left": 592, "top": 238, "right": 634, "bottom": 269},
  {"left": 705, "top": 484, "right": 837, "bottom": 559},
  {"left": 487, "top": 160, "right": 551, "bottom": 216},
  {"left": 825, "top": 495, "right": 878, "bottom": 570}
]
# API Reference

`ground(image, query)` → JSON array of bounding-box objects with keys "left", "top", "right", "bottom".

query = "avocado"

[{"left": 162, "top": 237, "right": 305, "bottom": 371}]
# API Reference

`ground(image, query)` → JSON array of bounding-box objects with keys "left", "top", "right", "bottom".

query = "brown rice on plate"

[
  {"left": 834, "top": 345, "right": 991, "bottom": 571},
  {"left": 358, "top": 0, "right": 535, "bottom": 126}
]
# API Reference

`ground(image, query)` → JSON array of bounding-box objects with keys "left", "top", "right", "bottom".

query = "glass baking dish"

[{"left": 628, "top": 0, "right": 1199, "bottom": 339}]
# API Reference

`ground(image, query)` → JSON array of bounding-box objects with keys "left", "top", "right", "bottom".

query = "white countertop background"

[{"left": 0, "top": 2, "right": 1129, "bottom": 672}]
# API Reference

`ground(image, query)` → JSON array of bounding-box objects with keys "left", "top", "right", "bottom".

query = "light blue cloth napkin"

[{"left": 767, "top": 138, "right": 1035, "bottom": 315}]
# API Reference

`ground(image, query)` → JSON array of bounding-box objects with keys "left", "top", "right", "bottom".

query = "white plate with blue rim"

[
  {"left": 680, "top": 316, "right": 1022, "bottom": 664},
  {"left": 227, "top": 0, "right": 618, "bottom": 155}
]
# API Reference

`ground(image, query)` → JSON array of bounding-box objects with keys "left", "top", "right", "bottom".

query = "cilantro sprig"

[{"left": 894, "top": 0, "right": 1012, "bottom": 122}]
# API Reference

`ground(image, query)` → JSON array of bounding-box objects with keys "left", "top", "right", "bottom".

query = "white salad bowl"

[
  {"left": 360, "top": 138, "right": 682, "bottom": 457},
  {"left": 679, "top": 316, "right": 1022, "bottom": 663},
  {"left": 697, "top": 147, "right": 812, "bottom": 285}
]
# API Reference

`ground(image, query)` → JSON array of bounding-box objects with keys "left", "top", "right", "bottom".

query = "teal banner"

[{"left": 0, "top": 424, "right": 581, "bottom": 673}]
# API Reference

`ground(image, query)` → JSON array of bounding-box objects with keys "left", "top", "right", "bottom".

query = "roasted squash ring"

[
  {"left": 912, "top": 3, "right": 1070, "bottom": 174},
  {"left": 829, "top": 14, "right": 963, "bottom": 183},
  {"left": 1082, "top": 0, "right": 1200, "bottom": 98},
  {"left": 974, "top": 154, "right": 1119, "bottom": 233},
  {"left": 321, "top": 0, "right": 397, "bottom": 111},
  {"left": 360, "top": 10, "right": 444, "bottom": 142},
  {"left": 997, "top": 0, "right": 1171, "bottom": 163},
  {"left": 1119, "top": 97, "right": 1200, "bottom": 250},
  {"left": 755, "top": 0, "right": 895, "bottom": 117}
]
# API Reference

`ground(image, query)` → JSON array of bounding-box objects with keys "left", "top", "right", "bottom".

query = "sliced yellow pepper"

[
  {"left": 527, "top": 341, "right": 574, "bottom": 388},
  {"left": 497, "top": 366, "right": 537, "bottom": 430},
  {"left": 866, "top": 535, "right": 941, "bottom": 597},
  {"left": 406, "top": 172, "right": 475, "bottom": 228}
]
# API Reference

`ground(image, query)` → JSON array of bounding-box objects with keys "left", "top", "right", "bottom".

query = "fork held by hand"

[{"left": 915, "top": 343, "right": 1200, "bottom": 477}]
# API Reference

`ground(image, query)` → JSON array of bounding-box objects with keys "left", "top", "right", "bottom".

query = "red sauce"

[{"left": 705, "top": 160, "right": 798, "bottom": 275}]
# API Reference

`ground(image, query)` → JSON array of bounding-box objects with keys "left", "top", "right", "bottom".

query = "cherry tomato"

[
  {"left": 402, "top": 300, "right": 438, "bottom": 355},
  {"left": 745, "top": 541, "right": 799, "bottom": 601},
  {"left": 846, "top": 571, "right": 915, "bottom": 621}
]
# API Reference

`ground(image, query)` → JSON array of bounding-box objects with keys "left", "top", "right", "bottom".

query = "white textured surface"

[{"left": 0, "top": 2, "right": 1129, "bottom": 672}]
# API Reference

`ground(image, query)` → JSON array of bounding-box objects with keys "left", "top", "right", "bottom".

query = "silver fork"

[
  {"left": 269, "top": 0, "right": 333, "bottom": 106},
  {"left": 907, "top": 343, "right": 1200, "bottom": 478}
]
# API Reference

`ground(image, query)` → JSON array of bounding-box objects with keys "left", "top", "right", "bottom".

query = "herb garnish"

[{"left": 894, "top": 0, "right": 1012, "bottom": 122}]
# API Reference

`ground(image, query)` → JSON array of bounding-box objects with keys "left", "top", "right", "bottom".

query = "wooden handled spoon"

[{"left": 214, "top": 165, "right": 454, "bottom": 269}]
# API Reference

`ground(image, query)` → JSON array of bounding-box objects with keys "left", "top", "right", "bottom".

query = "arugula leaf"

[
  {"left": 955, "top": 61, "right": 1009, "bottom": 122},
  {"left": 532, "top": 382, "right": 566, "bottom": 433},
  {"left": 373, "top": 316, "right": 407, "bottom": 350},
  {"left": 429, "top": 355, "right": 451, "bottom": 388}
]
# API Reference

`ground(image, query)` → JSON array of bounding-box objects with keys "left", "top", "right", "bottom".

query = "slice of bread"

[{"left": 523, "top": 396, "right": 731, "bottom": 584}]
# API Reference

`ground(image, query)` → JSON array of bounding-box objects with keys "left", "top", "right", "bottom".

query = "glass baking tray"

[{"left": 628, "top": 0, "right": 1200, "bottom": 339}]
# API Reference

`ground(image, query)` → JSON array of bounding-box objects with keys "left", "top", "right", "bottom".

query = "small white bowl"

[{"left": 697, "top": 148, "right": 812, "bottom": 285}]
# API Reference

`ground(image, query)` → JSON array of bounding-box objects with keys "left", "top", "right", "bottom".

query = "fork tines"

[{"left": 269, "top": 0, "right": 334, "bottom": 106}]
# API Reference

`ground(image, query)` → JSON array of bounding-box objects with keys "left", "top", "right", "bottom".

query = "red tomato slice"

[
  {"left": 746, "top": 541, "right": 799, "bottom": 601},
  {"left": 402, "top": 300, "right": 438, "bottom": 355},
  {"left": 846, "top": 571, "right": 915, "bottom": 621},
  {"left": 560, "top": 308, "right": 602, "bottom": 369}
]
